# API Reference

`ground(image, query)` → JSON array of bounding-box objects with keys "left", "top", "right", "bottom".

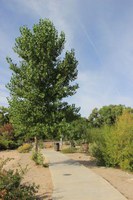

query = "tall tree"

[{"left": 7, "top": 19, "right": 79, "bottom": 149}]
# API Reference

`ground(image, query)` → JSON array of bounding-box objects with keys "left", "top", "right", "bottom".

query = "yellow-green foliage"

[
  {"left": 32, "top": 151, "right": 44, "bottom": 166},
  {"left": 18, "top": 143, "right": 32, "bottom": 153},
  {"left": 115, "top": 111, "right": 133, "bottom": 170},
  {"left": 90, "top": 111, "right": 133, "bottom": 171},
  {"left": 61, "top": 147, "right": 77, "bottom": 154},
  {"left": 104, "top": 111, "right": 133, "bottom": 170}
]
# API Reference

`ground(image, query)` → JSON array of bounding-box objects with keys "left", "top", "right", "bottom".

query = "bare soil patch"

[
  {"left": 66, "top": 152, "right": 133, "bottom": 200},
  {"left": 0, "top": 150, "right": 53, "bottom": 200}
]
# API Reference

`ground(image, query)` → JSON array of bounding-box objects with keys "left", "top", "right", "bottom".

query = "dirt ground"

[
  {"left": 66, "top": 152, "right": 133, "bottom": 200},
  {"left": 0, "top": 150, "right": 53, "bottom": 200},
  {"left": 1, "top": 150, "right": 133, "bottom": 200}
]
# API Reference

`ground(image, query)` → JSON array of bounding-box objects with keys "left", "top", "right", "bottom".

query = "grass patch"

[{"left": 61, "top": 147, "right": 77, "bottom": 154}]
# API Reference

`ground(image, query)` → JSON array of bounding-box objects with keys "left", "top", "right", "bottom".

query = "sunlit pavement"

[{"left": 43, "top": 149, "right": 127, "bottom": 200}]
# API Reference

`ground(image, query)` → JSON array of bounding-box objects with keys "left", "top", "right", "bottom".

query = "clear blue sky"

[{"left": 1, "top": 0, "right": 133, "bottom": 117}]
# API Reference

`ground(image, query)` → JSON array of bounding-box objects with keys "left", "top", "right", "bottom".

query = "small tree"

[{"left": 7, "top": 19, "right": 79, "bottom": 151}]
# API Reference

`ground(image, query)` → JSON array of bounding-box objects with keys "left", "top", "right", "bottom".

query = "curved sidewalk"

[{"left": 43, "top": 149, "right": 127, "bottom": 200}]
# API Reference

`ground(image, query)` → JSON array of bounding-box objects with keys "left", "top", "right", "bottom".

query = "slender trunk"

[{"left": 34, "top": 136, "right": 38, "bottom": 153}]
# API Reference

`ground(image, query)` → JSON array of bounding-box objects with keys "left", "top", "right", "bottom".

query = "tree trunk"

[{"left": 34, "top": 136, "right": 38, "bottom": 153}]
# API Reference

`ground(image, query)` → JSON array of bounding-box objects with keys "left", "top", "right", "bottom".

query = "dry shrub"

[{"left": 18, "top": 143, "right": 32, "bottom": 153}]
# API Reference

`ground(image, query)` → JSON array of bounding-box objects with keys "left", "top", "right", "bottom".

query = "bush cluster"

[
  {"left": 0, "top": 158, "right": 38, "bottom": 199},
  {"left": 0, "top": 138, "right": 18, "bottom": 150},
  {"left": 0, "top": 123, "right": 19, "bottom": 150},
  {"left": 89, "top": 111, "right": 133, "bottom": 171}
]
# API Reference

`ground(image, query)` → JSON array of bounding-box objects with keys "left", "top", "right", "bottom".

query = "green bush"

[
  {"left": 118, "top": 139, "right": 133, "bottom": 171},
  {"left": 38, "top": 140, "right": 44, "bottom": 149},
  {"left": 61, "top": 147, "right": 77, "bottom": 154},
  {"left": 32, "top": 151, "right": 44, "bottom": 166},
  {"left": 0, "top": 139, "right": 9, "bottom": 150},
  {"left": 18, "top": 143, "right": 32, "bottom": 153},
  {"left": 0, "top": 138, "right": 18, "bottom": 150},
  {"left": 103, "top": 112, "right": 133, "bottom": 170},
  {"left": 0, "top": 158, "right": 38, "bottom": 199},
  {"left": 89, "top": 142, "right": 105, "bottom": 165},
  {"left": 89, "top": 112, "right": 133, "bottom": 171}
]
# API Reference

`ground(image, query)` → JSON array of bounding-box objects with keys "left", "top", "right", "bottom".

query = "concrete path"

[{"left": 43, "top": 149, "right": 127, "bottom": 200}]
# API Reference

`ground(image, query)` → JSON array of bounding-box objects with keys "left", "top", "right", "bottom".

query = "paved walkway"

[{"left": 43, "top": 149, "right": 127, "bottom": 200}]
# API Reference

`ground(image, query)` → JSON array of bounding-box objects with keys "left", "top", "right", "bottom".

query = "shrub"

[
  {"left": 0, "top": 138, "right": 9, "bottom": 150},
  {"left": 89, "top": 142, "right": 105, "bottom": 165},
  {"left": 61, "top": 147, "right": 77, "bottom": 154},
  {"left": 0, "top": 158, "right": 38, "bottom": 199},
  {"left": 32, "top": 151, "right": 44, "bottom": 166},
  {"left": 115, "top": 112, "right": 133, "bottom": 171},
  {"left": 0, "top": 137, "right": 18, "bottom": 150},
  {"left": 89, "top": 112, "right": 133, "bottom": 171},
  {"left": 18, "top": 143, "right": 32, "bottom": 153},
  {"left": 38, "top": 140, "right": 44, "bottom": 149},
  {"left": 102, "top": 111, "right": 133, "bottom": 170}
]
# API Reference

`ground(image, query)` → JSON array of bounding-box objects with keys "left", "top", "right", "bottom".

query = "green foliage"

[
  {"left": 7, "top": 18, "right": 79, "bottom": 142},
  {"left": 32, "top": 151, "right": 44, "bottom": 166},
  {"left": 61, "top": 147, "right": 77, "bottom": 154},
  {"left": 88, "top": 105, "right": 131, "bottom": 128},
  {"left": 89, "top": 142, "right": 105, "bottom": 165},
  {"left": 89, "top": 144, "right": 102, "bottom": 165},
  {"left": 0, "top": 138, "right": 9, "bottom": 150},
  {"left": 38, "top": 140, "right": 44, "bottom": 149},
  {"left": 62, "top": 117, "right": 89, "bottom": 146},
  {"left": 0, "top": 108, "right": 18, "bottom": 150},
  {"left": 89, "top": 111, "right": 133, "bottom": 171},
  {"left": 48, "top": 104, "right": 80, "bottom": 140},
  {"left": 0, "top": 106, "right": 9, "bottom": 126},
  {"left": 115, "top": 111, "right": 133, "bottom": 170},
  {"left": 0, "top": 158, "right": 38, "bottom": 199},
  {"left": 0, "top": 123, "right": 19, "bottom": 150},
  {"left": 0, "top": 137, "right": 17, "bottom": 150},
  {"left": 18, "top": 143, "right": 32, "bottom": 153}
]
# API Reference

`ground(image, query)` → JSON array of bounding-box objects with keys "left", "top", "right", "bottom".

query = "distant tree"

[
  {"left": 64, "top": 117, "right": 89, "bottom": 146},
  {"left": 48, "top": 103, "right": 80, "bottom": 140},
  {"left": 88, "top": 105, "right": 131, "bottom": 127},
  {"left": 7, "top": 19, "right": 79, "bottom": 151},
  {"left": 88, "top": 108, "right": 101, "bottom": 128}
]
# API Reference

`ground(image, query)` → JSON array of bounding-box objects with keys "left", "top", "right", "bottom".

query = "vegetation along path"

[{"left": 43, "top": 149, "right": 127, "bottom": 200}]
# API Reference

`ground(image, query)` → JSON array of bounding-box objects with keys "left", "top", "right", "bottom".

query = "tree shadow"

[
  {"left": 36, "top": 192, "right": 53, "bottom": 200},
  {"left": 74, "top": 159, "right": 98, "bottom": 168},
  {"left": 49, "top": 156, "right": 98, "bottom": 169}
]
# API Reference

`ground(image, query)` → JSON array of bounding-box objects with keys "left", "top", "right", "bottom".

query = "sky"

[{"left": 1, "top": 0, "right": 133, "bottom": 117}]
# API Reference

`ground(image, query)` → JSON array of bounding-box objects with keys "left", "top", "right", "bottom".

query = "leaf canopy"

[{"left": 7, "top": 19, "right": 79, "bottom": 139}]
